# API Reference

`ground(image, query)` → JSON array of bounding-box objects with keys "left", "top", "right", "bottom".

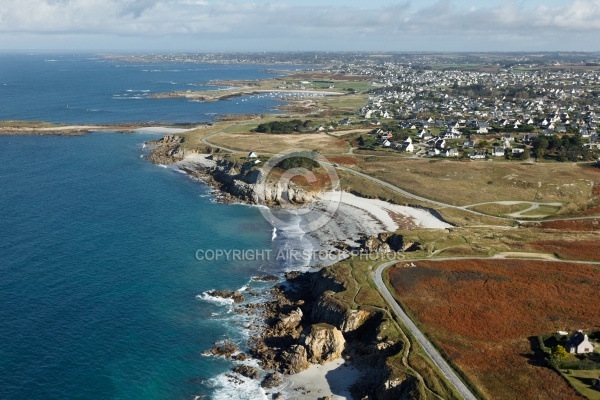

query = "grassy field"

[
  {"left": 356, "top": 157, "right": 600, "bottom": 214},
  {"left": 560, "top": 370, "right": 600, "bottom": 399},
  {"left": 467, "top": 202, "right": 533, "bottom": 217},
  {"left": 207, "top": 131, "right": 350, "bottom": 155},
  {"left": 387, "top": 259, "right": 600, "bottom": 400}
]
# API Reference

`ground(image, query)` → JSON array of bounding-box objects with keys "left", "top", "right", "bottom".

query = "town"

[{"left": 323, "top": 56, "right": 600, "bottom": 162}]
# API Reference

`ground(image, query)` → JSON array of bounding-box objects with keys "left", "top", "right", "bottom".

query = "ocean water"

[
  {"left": 0, "top": 55, "right": 315, "bottom": 399},
  {"left": 0, "top": 53, "right": 299, "bottom": 124}
]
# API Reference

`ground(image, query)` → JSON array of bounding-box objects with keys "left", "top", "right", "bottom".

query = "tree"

[
  {"left": 547, "top": 345, "right": 569, "bottom": 369},
  {"left": 358, "top": 135, "right": 365, "bottom": 147}
]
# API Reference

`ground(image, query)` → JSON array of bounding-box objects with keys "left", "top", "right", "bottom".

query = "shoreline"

[
  {"left": 171, "top": 151, "right": 453, "bottom": 399},
  {"left": 0, "top": 123, "right": 209, "bottom": 136}
]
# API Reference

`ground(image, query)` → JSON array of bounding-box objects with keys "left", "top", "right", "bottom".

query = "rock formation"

[
  {"left": 303, "top": 324, "right": 345, "bottom": 364},
  {"left": 206, "top": 289, "right": 245, "bottom": 303},
  {"left": 279, "top": 344, "right": 310, "bottom": 374}
]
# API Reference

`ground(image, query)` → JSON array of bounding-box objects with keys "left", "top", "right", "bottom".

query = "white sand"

[
  {"left": 323, "top": 191, "right": 452, "bottom": 231},
  {"left": 285, "top": 358, "right": 359, "bottom": 400},
  {"left": 133, "top": 126, "right": 197, "bottom": 134},
  {"left": 304, "top": 191, "right": 452, "bottom": 266}
]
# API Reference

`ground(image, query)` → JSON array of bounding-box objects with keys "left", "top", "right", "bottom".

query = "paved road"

[{"left": 373, "top": 261, "right": 478, "bottom": 400}]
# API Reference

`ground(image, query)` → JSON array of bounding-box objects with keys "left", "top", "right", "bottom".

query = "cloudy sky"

[{"left": 0, "top": 0, "right": 598, "bottom": 52}]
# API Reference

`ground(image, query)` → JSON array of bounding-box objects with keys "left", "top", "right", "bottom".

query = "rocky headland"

[
  {"left": 147, "top": 135, "right": 450, "bottom": 399},
  {"left": 204, "top": 268, "right": 422, "bottom": 399},
  {"left": 145, "top": 135, "right": 322, "bottom": 206}
]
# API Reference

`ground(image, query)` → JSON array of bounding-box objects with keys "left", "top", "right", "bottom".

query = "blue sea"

[
  {"left": 0, "top": 54, "right": 313, "bottom": 399},
  {"left": 0, "top": 53, "right": 298, "bottom": 124}
]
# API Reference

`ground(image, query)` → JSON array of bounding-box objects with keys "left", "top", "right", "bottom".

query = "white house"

[
  {"left": 469, "top": 150, "right": 486, "bottom": 159},
  {"left": 247, "top": 151, "right": 258, "bottom": 159},
  {"left": 568, "top": 331, "right": 595, "bottom": 354},
  {"left": 492, "top": 147, "right": 505, "bottom": 157},
  {"left": 444, "top": 148, "right": 459, "bottom": 157}
]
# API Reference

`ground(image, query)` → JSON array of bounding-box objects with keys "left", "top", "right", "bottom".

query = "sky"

[{"left": 0, "top": 0, "right": 599, "bottom": 52}]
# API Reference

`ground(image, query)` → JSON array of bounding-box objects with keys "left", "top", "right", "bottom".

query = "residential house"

[
  {"left": 428, "top": 148, "right": 441, "bottom": 156},
  {"left": 492, "top": 147, "right": 505, "bottom": 157},
  {"left": 444, "top": 148, "right": 459, "bottom": 157},
  {"left": 463, "top": 140, "right": 475, "bottom": 149},
  {"left": 567, "top": 331, "right": 595, "bottom": 354},
  {"left": 417, "top": 129, "right": 430, "bottom": 139},
  {"left": 477, "top": 121, "right": 490, "bottom": 134},
  {"left": 402, "top": 141, "right": 415, "bottom": 153},
  {"left": 469, "top": 150, "right": 487, "bottom": 159},
  {"left": 247, "top": 151, "right": 258, "bottom": 159}
]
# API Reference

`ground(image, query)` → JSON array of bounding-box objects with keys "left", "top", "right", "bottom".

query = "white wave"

[
  {"left": 271, "top": 227, "right": 277, "bottom": 241},
  {"left": 207, "top": 372, "right": 268, "bottom": 400},
  {"left": 158, "top": 164, "right": 168, "bottom": 168},
  {"left": 196, "top": 292, "right": 234, "bottom": 306}
]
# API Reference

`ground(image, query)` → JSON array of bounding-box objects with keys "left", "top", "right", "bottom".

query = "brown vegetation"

[
  {"left": 529, "top": 218, "right": 600, "bottom": 232},
  {"left": 530, "top": 239, "right": 600, "bottom": 261},
  {"left": 388, "top": 259, "right": 600, "bottom": 400}
]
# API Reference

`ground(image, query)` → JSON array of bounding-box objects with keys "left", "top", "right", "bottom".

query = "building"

[{"left": 567, "top": 331, "right": 595, "bottom": 354}]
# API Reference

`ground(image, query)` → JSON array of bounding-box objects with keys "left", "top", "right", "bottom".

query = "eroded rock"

[
  {"left": 280, "top": 344, "right": 310, "bottom": 374},
  {"left": 303, "top": 324, "right": 345, "bottom": 364}
]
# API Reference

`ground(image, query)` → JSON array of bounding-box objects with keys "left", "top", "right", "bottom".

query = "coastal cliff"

[
  {"left": 147, "top": 135, "right": 435, "bottom": 399},
  {"left": 247, "top": 270, "right": 422, "bottom": 399},
  {"left": 146, "top": 136, "right": 322, "bottom": 206}
]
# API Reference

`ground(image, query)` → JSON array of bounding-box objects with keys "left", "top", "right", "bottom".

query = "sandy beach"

[{"left": 285, "top": 358, "right": 359, "bottom": 400}]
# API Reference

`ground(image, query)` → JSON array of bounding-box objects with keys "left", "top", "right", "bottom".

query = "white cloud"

[{"left": 0, "top": 0, "right": 598, "bottom": 50}]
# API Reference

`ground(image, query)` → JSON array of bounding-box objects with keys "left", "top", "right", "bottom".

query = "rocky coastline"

[
  {"left": 146, "top": 136, "right": 434, "bottom": 399},
  {"left": 145, "top": 135, "right": 322, "bottom": 206},
  {"left": 202, "top": 268, "right": 420, "bottom": 399}
]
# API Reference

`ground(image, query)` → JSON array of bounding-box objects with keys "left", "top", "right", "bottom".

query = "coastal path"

[{"left": 374, "top": 260, "right": 478, "bottom": 400}]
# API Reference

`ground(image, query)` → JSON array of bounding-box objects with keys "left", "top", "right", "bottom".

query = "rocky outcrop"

[
  {"left": 203, "top": 340, "right": 239, "bottom": 358},
  {"left": 361, "top": 232, "right": 404, "bottom": 253},
  {"left": 233, "top": 365, "right": 260, "bottom": 380},
  {"left": 279, "top": 344, "right": 310, "bottom": 374},
  {"left": 273, "top": 308, "right": 303, "bottom": 338},
  {"left": 147, "top": 138, "right": 323, "bottom": 205},
  {"left": 303, "top": 324, "right": 345, "bottom": 364},
  {"left": 311, "top": 291, "right": 371, "bottom": 333},
  {"left": 146, "top": 135, "right": 186, "bottom": 164},
  {"left": 261, "top": 372, "right": 283, "bottom": 389},
  {"left": 207, "top": 289, "right": 245, "bottom": 303}
]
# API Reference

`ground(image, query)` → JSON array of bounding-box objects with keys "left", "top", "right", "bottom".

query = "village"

[{"left": 325, "top": 60, "right": 600, "bottom": 161}]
